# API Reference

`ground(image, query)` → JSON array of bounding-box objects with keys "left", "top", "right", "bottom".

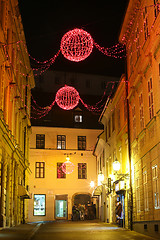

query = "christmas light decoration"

[
  {"left": 55, "top": 85, "right": 80, "bottom": 110},
  {"left": 60, "top": 28, "right": 94, "bottom": 62},
  {"left": 61, "top": 158, "right": 75, "bottom": 174}
]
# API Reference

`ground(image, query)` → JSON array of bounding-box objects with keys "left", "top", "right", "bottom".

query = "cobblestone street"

[{"left": 0, "top": 221, "right": 158, "bottom": 240}]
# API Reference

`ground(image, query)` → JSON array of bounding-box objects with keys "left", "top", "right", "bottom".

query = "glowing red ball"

[
  {"left": 61, "top": 160, "right": 75, "bottom": 174},
  {"left": 60, "top": 28, "right": 93, "bottom": 62},
  {"left": 55, "top": 85, "right": 80, "bottom": 110}
]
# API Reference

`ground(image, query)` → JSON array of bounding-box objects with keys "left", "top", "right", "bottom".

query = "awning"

[
  {"left": 92, "top": 185, "right": 102, "bottom": 196},
  {"left": 18, "top": 185, "right": 31, "bottom": 199}
]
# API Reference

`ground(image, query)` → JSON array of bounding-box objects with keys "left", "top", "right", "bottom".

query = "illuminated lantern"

[
  {"left": 61, "top": 158, "right": 75, "bottom": 174},
  {"left": 55, "top": 85, "right": 80, "bottom": 110},
  {"left": 60, "top": 28, "right": 93, "bottom": 62}
]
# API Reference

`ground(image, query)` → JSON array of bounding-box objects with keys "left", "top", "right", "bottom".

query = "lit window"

[
  {"left": 136, "top": 177, "right": 141, "bottom": 212},
  {"left": 143, "top": 171, "right": 149, "bottom": 211},
  {"left": 34, "top": 194, "right": 46, "bottom": 216},
  {"left": 152, "top": 165, "right": 160, "bottom": 209},
  {"left": 35, "top": 162, "right": 45, "bottom": 178},
  {"left": 74, "top": 115, "right": 82, "bottom": 123},
  {"left": 57, "top": 135, "right": 66, "bottom": 149}
]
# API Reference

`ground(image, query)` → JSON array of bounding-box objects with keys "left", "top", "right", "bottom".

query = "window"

[
  {"left": 117, "top": 107, "right": 121, "bottom": 131},
  {"left": 139, "top": 93, "right": 144, "bottom": 130},
  {"left": 152, "top": 165, "right": 160, "bottom": 209},
  {"left": 108, "top": 119, "right": 111, "bottom": 138},
  {"left": 36, "top": 134, "right": 45, "bottom": 149},
  {"left": 57, "top": 135, "right": 66, "bottom": 149},
  {"left": 34, "top": 194, "right": 46, "bottom": 216},
  {"left": 136, "top": 177, "right": 141, "bottom": 212},
  {"left": 106, "top": 125, "right": 108, "bottom": 142},
  {"left": 124, "top": 99, "right": 127, "bottom": 122},
  {"left": 57, "top": 163, "right": 66, "bottom": 178},
  {"left": 78, "top": 136, "right": 86, "bottom": 150},
  {"left": 154, "top": 0, "right": 160, "bottom": 19},
  {"left": 143, "top": 171, "right": 149, "bottom": 211},
  {"left": 74, "top": 114, "right": 82, "bottom": 123},
  {"left": 148, "top": 78, "right": 154, "bottom": 120},
  {"left": 132, "top": 105, "right": 136, "bottom": 140},
  {"left": 143, "top": 6, "right": 149, "bottom": 41},
  {"left": 112, "top": 111, "right": 115, "bottom": 132},
  {"left": 35, "top": 162, "right": 45, "bottom": 178},
  {"left": 78, "top": 163, "right": 87, "bottom": 179},
  {"left": 135, "top": 27, "right": 140, "bottom": 60}
]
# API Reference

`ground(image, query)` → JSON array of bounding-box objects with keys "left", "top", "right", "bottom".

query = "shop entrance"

[{"left": 55, "top": 195, "right": 68, "bottom": 219}]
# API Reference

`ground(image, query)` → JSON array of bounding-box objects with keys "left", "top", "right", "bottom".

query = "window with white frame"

[
  {"left": 143, "top": 170, "right": 149, "bottom": 211},
  {"left": 148, "top": 78, "right": 154, "bottom": 120},
  {"left": 136, "top": 177, "right": 141, "bottom": 212},
  {"left": 139, "top": 92, "right": 144, "bottom": 130},
  {"left": 152, "top": 165, "right": 160, "bottom": 209},
  {"left": 57, "top": 135, "right": 66, "bottom": 150}
]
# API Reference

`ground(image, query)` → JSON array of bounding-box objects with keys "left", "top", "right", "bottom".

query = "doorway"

[{"left": 55, "top": 195, "right": 68, "bottom": 220}]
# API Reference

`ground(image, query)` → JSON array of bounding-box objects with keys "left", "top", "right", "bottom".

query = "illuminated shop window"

[{"left": 34, "top": 194, "right": 46, "bottom": 216}]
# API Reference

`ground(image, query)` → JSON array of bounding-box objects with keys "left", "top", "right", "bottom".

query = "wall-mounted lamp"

[
  {"left": 98, "top": 172, "right": 104, "bottom": 186},
  {"left": 113, "top": 158, "right": 121, "bottom": 172}
]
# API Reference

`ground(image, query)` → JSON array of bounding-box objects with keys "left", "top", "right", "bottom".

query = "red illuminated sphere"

[
  {"left": 55, "top": 85, "right": 80, "bottom": 110},
  {"left": 61, "top": 161, "right": 75, "bottom": 174},
  {"left": 60, "top": 28, "right": 93, "bottom": 62}
]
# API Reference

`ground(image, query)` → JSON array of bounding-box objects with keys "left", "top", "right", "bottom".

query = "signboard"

[{"left": 108, "top": 178, "right": 111, "bottom": 194}]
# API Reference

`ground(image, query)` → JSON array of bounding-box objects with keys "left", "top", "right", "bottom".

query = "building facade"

[
  {"left": 28, "top": 126, "right": 102, "bottom": 222},
  {"left": 119, "top": 0, "right": 160, "bottom": 238},
  {"left": 93, "top": 75, "right": 131, "bottom": 228},
  {"left": 35, "top": 70, "right": 119, "bottom": 97},
  {"left": 0, "top": 0, "right": 34, "bottom": 227}
]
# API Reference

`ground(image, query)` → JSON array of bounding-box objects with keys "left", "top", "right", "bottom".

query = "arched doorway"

[{"left": 73, "top": 193, "right": 91, "bottom": 206}]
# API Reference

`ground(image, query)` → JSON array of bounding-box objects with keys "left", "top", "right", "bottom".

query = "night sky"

[{"left": 18, "top": 0, "right": 129, "bottom": 78}]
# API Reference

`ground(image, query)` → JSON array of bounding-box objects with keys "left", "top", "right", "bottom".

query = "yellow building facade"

[
  {"left": 119, "top": 0, "right": 160, "bottom": 238},
  {"left": 28, "top": 126, "right": 102, "bottom": 222},
  {"left": 0, "top": 0, "right": 34, "bottom": 227},
  {"left": 93, "top": 75, "right": 131, "bottom": 228}
]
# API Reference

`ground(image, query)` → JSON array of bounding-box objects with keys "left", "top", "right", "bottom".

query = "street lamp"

[
  {"left": 113, "top": 158, "right": 121, "bottom": 172},
  {"left": 98, "top": 172, "right": 104, "bottom": 186},
  {"left": 90, "top": 181, "right": 95, "bottom": 188}
]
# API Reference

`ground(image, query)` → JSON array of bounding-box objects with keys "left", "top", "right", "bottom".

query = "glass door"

[{"left": 55, "top": 200, "right": 67, "bottom": 219}]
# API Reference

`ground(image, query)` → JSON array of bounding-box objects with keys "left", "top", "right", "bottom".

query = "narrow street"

[{"left": 0, "top": 221, "right": 157, "bottom": 240}]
